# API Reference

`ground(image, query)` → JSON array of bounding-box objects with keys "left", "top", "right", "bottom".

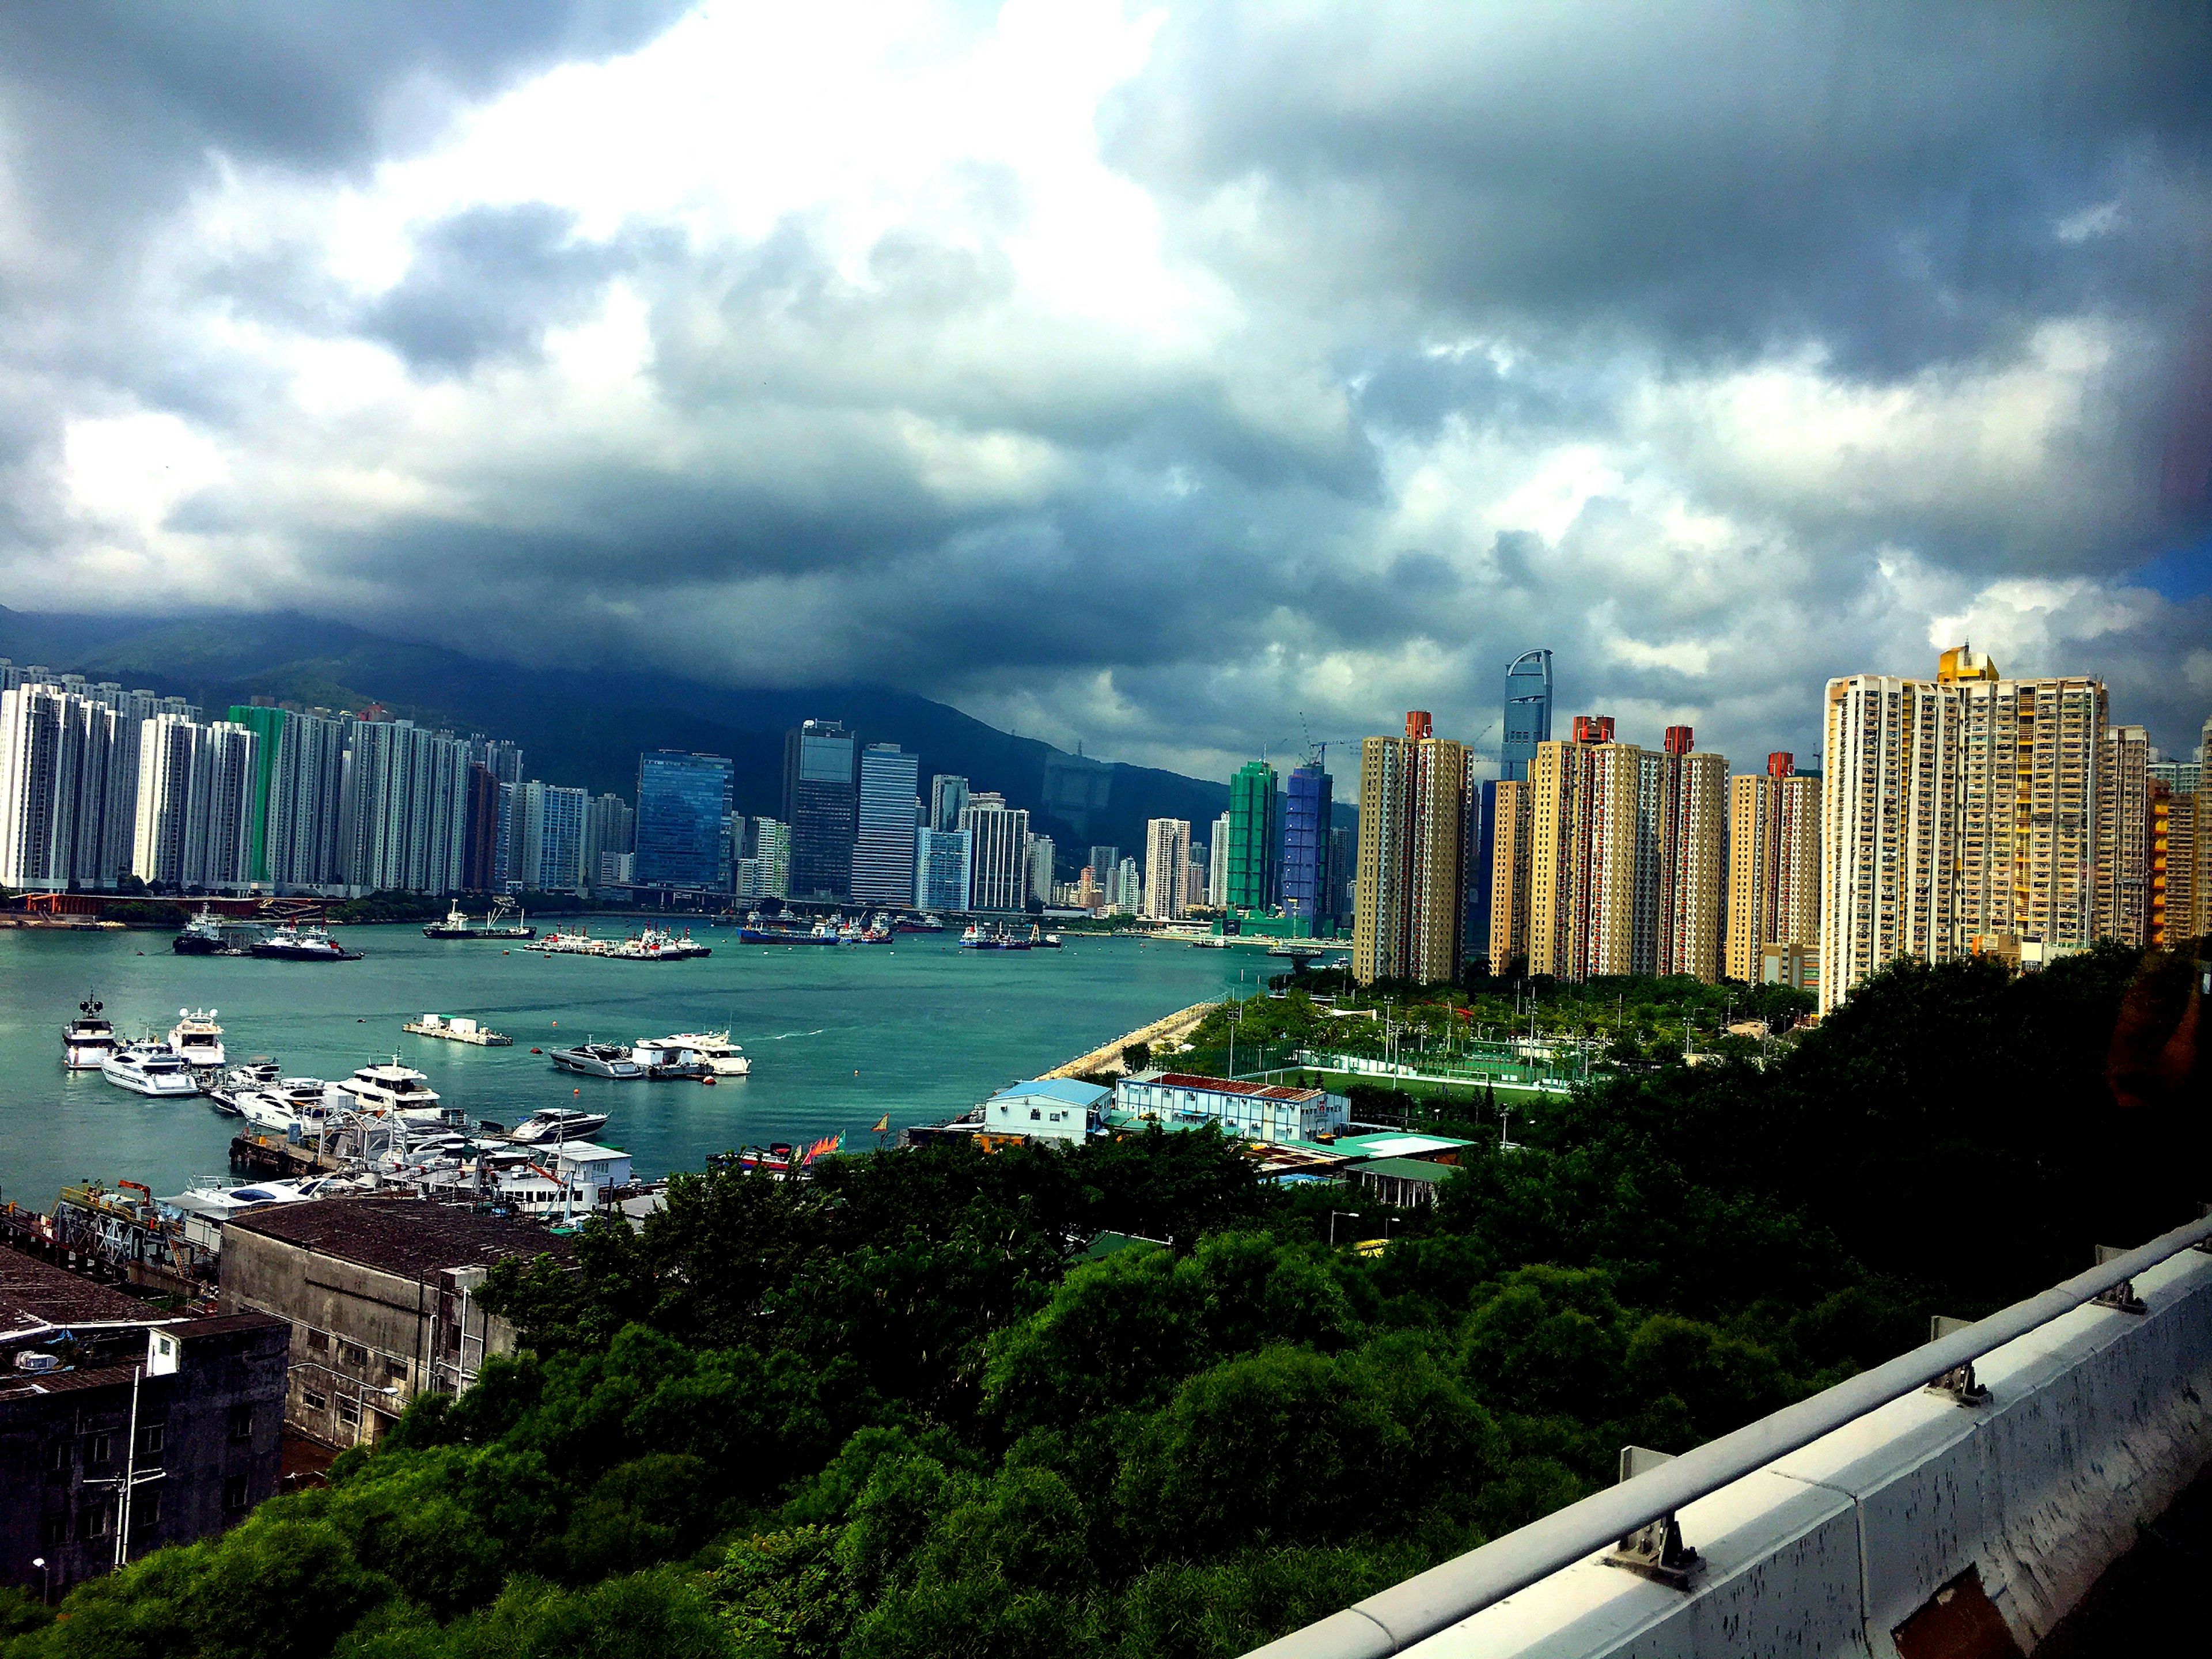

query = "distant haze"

[{"left": 0, "top": 2, "right": 2207, "bottom": 775}]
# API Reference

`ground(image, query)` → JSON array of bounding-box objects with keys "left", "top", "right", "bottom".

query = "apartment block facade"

[{"left": 1353, "top": 712, "right": 1469, "bottom": 986}]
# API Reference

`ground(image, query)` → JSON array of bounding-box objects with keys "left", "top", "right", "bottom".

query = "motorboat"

[
  {"left": 102, "top": 1040, "right": 200, "bottom": 1098},
  {"left": 332, "top": 1061, "right": 446, "bottom": 1122},
  {"left": 206, "top": 1057, "right": 280, "bottom": 1114},
  {"left": 650, "top": 1032, "right": 751, "bottom": 1076},
  {"left": 251, "top": 923, "right": 361, "bottom": 961},
  {"left": 548, "top": 1042, "right": 645, "bottom": 1079},
  {"left": 167, "top": 1007, "right": 226, "bottom": 1069},
  {"left": 507, "top": 1107, "right": 611, "bottom": 1145},
  {"left": 62, "top": 994, "right": 117, "bottom": 1070}
]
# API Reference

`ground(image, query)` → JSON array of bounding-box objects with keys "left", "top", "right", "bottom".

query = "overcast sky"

[{"left": 2, "top": 1, "right": 2209, "bottom": 779}]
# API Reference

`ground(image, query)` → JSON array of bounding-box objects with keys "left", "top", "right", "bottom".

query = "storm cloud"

[{"left": 1, "top": 0, "right": 2207, "bottom": 779}]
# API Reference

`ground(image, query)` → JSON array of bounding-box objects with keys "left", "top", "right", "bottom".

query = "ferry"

[
  {"left": 251, "top": 922, "right": 361, "bottom": 961},
  {"left": 62, "top": 994, "right": 118, "bottom": 1070},
  {"left": 167, "top": 1008, "right": 226, "bottom": 1069},
  {"left": 508, "top": 1107, "right": 611, "bottom": 1145},
  {"left": 424, "top": 899, "right": 535, "bottom": 941},
  {"left": 102, "top": 1039, "right": 200, "bottom": 1098},
  {"left": 548, "top": 1042, "right": 645, "bottom": 1080}
]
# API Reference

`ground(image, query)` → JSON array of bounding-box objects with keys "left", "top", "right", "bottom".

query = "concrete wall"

[{"left": 1400, "top": 1244, "right": 2212, "bottom": 1658}]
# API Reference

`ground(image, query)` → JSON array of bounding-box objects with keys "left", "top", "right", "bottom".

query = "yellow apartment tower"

[
  {"left": 1725, "top": 751, "right": 1821, "bottom": 984},
  {"left": 1353, "top": 711, "right": 1469, "bottom": 986}
]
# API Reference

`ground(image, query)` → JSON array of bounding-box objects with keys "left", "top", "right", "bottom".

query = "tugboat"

[
  {"left": 251, "top": 922, "right": 362, "bottom": 961},
  {"left": 172, "top": 905, "right": 234, "bottom": 956},
  {"left": 423, "top": 898, "right": 536, "bottom": 941},
  {"left": 62, "top": 994, "right": 118, "bottom": 1070}
]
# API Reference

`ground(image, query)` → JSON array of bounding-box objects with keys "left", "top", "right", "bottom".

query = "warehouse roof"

[
  {"left": 0, "top": 1249, "right": 155, "bottom": 1331},
  {"left": 225, "top": 1198, "right": 572, "bottom": 1280}
]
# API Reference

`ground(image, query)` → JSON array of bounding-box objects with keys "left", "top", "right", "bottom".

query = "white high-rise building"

[
  {"left": 1114, "top": 855, "right": 1142, "bottom": 913},
  {"left": 267, "top": 711, "right": 348, "bottom": 889},
  {"left": 1209, "top": 815, "right": 1230, "bottom": 906},
  {"left": 961, "top": 797, "right": 1032, "bottom": 911},
  {"left": 0, "top": 683, "right": 131, "bottom": 891},
  {"left": 132, "top": 715, "right": 201, "bottom": 887},
  {"left": 128, "top": 715, "right": 259, "bottom": 890},
  {"left": 1143, "top": 817, "right": 1192, "bottom": 921},
  {"left": 1028, "top": 834, "right": 1056, "bottom": 905},
  {"left": 339, "top": 719, "right": 471, "bottom": 895}
]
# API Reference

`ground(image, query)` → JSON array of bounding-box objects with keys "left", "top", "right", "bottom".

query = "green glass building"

[
  {"left": 226, "top": 704, "right": 290, "bottom": 886},
  {"left": 1226, "top": 759, "right": 1281, "bottom": 912}
]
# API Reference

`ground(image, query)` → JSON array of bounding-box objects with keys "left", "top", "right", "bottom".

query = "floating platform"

[{"left": 403, "top": 1014, "right": 513, "bottom": 1046}]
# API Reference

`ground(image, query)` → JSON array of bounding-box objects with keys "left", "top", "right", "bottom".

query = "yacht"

[
  {"left": 102, "top": 1040, "right": 200, "bottom": 1098},
  {"left": 650, "top": 1032, "right": 751, "bottom": 1076},
  {"left": 507, "top": 1107, "right": 611, "bottom": 1145},
  {"left": 62, "top": 995, "right": 118, "bottom": 1070},
  {"left": 206, "top": 1058, "right": 281, "bottom": 1114},
  {"left": 251, "top": 923, "right": 361, "bottom": 962},
  {"left": 166, "top": 1008, "right": 226, "bottom": 1068},
  {"left": 548, "top": 1041, "right": 645, "bottom": 1079},
  {"left": 332, "top": 1061, "right": 446, "bottom": 1122}
]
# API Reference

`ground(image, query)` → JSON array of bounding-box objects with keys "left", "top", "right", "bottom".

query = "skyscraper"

[
  {"left": 1486, "top": 778, "right": 1532, "bottom": 975},
  {"left": 1657, "top": 728, "right": 1729, "bottom": 980},
  {"left": 265, "top": 710, "right": 346, "bottom": 889},
  {"left": 1353, "top": 713, "right": 1468, "bottom": 986},
  {"left": 930, "top": 774, "right": 971, "bottom": 834},
  {"left": 1326, "top": 824, "right": 1355, "bottom": 928},
  {"left": 535, "top": 785, "right": 588, "bottom": 892},
  {"left": 1499, "top": 649, "right": 1554, "bottom": 783},
  {"left": 462, "top": 764, "right": 502, "bottom": 891},
  {"left": 854, "top": 744, "right": 921, "bottom": 906},
  {"left": 0, "top": 682, "right": 130, "bottom": 891},
  {"left": 961, "top": 794, "right": 1031, "bottom": 911},
  {"left": 1225, "top": 759, "right": 1281, "bottom": 912},
  {"left": 1726, "top": 753, "right": 1821, "bottom": 984},
  {"left": 1088, "top": 844, "right": 1119, "bottom": 891},
  {"left": 132, "top": 714, "right": 200, "bottom": 888},
  {"left": 132, "top": 716, "right": 259, "bottom": 890},
  {"left": 582, "top": 792, "right": 634, "bottom": 892},
  {"left": 2149, "top": 779, "right": 2195, "bottom": 949},
  {"left": 1143, "top": 818, "right": 1192, "bottom": 921},
  {"left": 1207, "top": 818, "right": 1229, "bottom": 908},
  {"left": 783, "top": 721, "right": 858, "bottom": 902},
  {"left": 752, "top": 817, "right": 792, "bottom": 899},
  {"left": 635, "top": 749, "right": 736, "bottom": 889},
  {"left": 2097, "top": 724, "right": 2150, "bottom": 946},
  {"left": 1029, "top": 834, "right": 1056, "bottom": 905},
  {"left": 1115, "top": 857, "right": 1143, "bottom": 914},
  {"left": 1819, "top": 649, "right": 2106, "bottom": 1016},
  {"left": 915, "top": 827, "right": 972, "bottom": 911},
  {"left": 1282, "top": 760, "right": 1334, "bottom": 927}
]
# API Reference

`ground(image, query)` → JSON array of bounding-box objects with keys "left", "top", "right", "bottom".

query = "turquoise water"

[{"left": 0, "top": 924, "right": 1259, "bottom": 1207}]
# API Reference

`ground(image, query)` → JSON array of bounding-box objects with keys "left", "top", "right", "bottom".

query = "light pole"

[
  {"left": 32, "top": 1557, "right": 47, "bottom": 1605},
  {"left": 1330, "top": 1209, "right": 1361, "bottom": 1246}
]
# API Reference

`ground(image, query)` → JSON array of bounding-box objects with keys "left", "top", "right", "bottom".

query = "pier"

[{"left": 1041, "top": 999, "right": 1220, "bottom": 1080}]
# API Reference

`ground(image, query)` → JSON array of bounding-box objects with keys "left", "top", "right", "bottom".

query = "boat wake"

[{"left": 772, "top": 1029, "right": 827, "bottom": 1040}]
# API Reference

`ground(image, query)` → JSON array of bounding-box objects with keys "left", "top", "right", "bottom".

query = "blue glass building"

[
  {"left": 1281, "top": 762, "right": 1332, "bottom": 929},
  {"left": 853, "top": 743, "right": 920, "bottom": 906},
  {"left": 1499, "top": 648, "right": 1554, "bottom": 782},
  {"left": 782, "top": 721, "right": 858, "bottom": 902},
  {"left": 634, "top": 750, "right": 734, "bottom": 889}
]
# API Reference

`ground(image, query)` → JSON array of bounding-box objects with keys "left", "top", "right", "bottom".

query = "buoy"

[{"left": 574, "top": 1088, "right": 581, "bottom": 1096}]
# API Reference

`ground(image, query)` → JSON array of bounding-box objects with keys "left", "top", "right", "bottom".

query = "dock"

[
  {"left": 1041, "top": 999, "right": 1219, "bottom": 1081},
  {"left": 403, "top": 1014, "right": 512, "bottom": 1046}
]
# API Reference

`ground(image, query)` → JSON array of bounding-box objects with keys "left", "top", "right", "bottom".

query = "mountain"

[{"left": 0, "top": 606, "right": 1299, "bottom": 873}]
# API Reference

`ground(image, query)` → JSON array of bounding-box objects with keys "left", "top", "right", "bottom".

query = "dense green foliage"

[{"left": 7, "top": 945, "right": 2196, "bottom": 1659}]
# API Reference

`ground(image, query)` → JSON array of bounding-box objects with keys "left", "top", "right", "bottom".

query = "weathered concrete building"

[
  {"left": 219, "top": 1199, "right": 569, "bottom": 1449},
  {"left": 1, "top": 1251, "right": 286, "bottom": 1597}
]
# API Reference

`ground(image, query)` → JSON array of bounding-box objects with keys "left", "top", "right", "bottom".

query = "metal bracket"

[
  {"left": 2196, "top": 1205, "right": 2212, "bottom": 1255},
  {"left": 2093, "top": 1245, "right": 2147, "bottom": 1315},
  {"left": 1604, "top": 1446, "right": 1700, "bottom": 1589},
  {"left": 1923, "top": 1316, "right": 1990, "bottom": 1406}
]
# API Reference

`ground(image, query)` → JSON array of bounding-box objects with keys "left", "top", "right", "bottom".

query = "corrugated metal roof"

[
  {"left": 1351, "top": 1157, "right": 1454, "bottom": 1183},
  {"left": 993, "top": 1079, "right": 1111, "bottom": 1108},
  {"left": 226, "top": 1197, "right": 573, "bottom": 1280},
  {"left": 0, "top": 1250, "right": 154, "bottom": 1329},
  {"left": 1150, "top": 1073, "right": 1325, "bottom": 1102}
]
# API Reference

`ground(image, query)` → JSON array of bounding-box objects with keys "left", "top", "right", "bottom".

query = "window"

[
  {"left": 86, "top": 1433, "right": 112, "bottom": 1467},
  {"left": 130, "top": 1491, "right": 161, "bottom": 1532},
  {"left": 340, "top": 1342, "right": 368, "bottom": 1368},
  {"left": 137, "top": 1423, "right": 165, "bottom": 1459},
  {"left": 302, "top": 1389, "right": 328, "bottom": 1412},
  {"left": 384, "top": 1357, "right": 408, "bottom": 1382},
  {"left": 306, "top": 1328, "right": 328, "bottom": 1353},
  {"left": 44, "top": 1440, "right": 67, "bottom": 1472},
  {"left": 1029, "top": 1108, "right": 1041, "bottom": 1120},
  {"left": 222, "top": 1475, "right": 250, "bottom": 1511},
  {"left": 40, "top": 1514, "right": 67, "bottom": 1547},
  {"left": 228, "top": 1404, "right": 254, "bottom": 1443},
  {"left": 84, "top": 1501, "right": 116, "bottom": 1537},
  {"left": 337, "top": 1397, "right": 361, "bottom": 1426}
]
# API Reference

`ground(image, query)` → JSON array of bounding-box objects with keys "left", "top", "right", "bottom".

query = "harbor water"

[{"left": 0, "top": 923, "right": 1259, "bottom": 1206}]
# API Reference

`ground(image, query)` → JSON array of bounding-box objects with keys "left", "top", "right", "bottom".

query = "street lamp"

[
  {"left": 32, "top": 1557, "right": 47, "bottom": 1605},
  {"left": 1330, "top": 1209, "right": 1361, "bottom": 1246}
]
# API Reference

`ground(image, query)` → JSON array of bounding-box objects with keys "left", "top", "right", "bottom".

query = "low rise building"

[
  {"left": 980, "top": 1079, "right": 1108, "bottom": 1146},
  {"left": 1112, "top": 1070, "right": 1349, "bottom": 1144},
  {"left": 219, "top": 1199, "right": 569, "bottom": 1450},
  {"left": 1, "top": 1252, "right": 286, "bottom": 1597}
]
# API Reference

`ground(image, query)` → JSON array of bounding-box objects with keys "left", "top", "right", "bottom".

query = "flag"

[{"left": 872, "top": 1114, "right": 891, "bottom": 1134}]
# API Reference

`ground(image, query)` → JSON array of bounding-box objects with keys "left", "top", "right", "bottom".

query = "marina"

[{"left": 0, "top": 922, "right": 1251, "bottom": 1205}]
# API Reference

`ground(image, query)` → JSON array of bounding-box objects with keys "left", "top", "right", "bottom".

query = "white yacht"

[
  {"left": 332, "top": 1060, "right": 448, "bottom": 1124},
  {"left": 235, "top": 1077, "right": 334, "bottom": 1137},
  {"left": 102, "top": 1040, "right": 200, "bottom": 1098},
  {"left": 167, "top": 1008, "right": 226, "bottom": 1069},
  {"left": 62, "top": 995, "right": 118, "bottom": 1070},
  {"left": 206, "top": 1058, "right": 281, "bottom": 1115},
  {"left": 649, "top": 1032, "right": 751, "bottom": 1076},
  {"left": 507, "top": 1107, "right": 611, "bottom": 1145}
]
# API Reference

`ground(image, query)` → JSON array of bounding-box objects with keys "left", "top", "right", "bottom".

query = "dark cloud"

[{"left": 363, "top": 204, "right": 635, "bottom": 369}]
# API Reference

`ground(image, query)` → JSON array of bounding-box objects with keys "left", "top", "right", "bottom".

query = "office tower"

[
  {"left": 1819, "top": 649, "right": 2106, "bottom": 1016},
  {"left": 635, "top": 749, "right": 736, "bottom": 889},
  {"left": 1114, "top": 855, "right": 1142, "bottom": 914},
  {"left": 782, "top": 721, "right": 858, "bottom": 902},
  {"left": 0, "top": 683, "right": 130, "bottom": 890},
  {"left": 1500, "top": 650, "right": 1554, "bottom": 783},
  {"left": 1088, "top": 844, "right": 1119, "bottom": 891},
  {"left": 1226, "top": 759, "right": 1281, "bottom": 911},
  {"left": 462, "top": 764, "right": 502, "bottom": 890},
  {"left": 534, "top": 785, "right": 588, "bottom": 892},
  {"left": 132, "top": 714, "right": 201, "bottom": 887},
  {"left": 752, "top": 817, "right": 791, "bottom": 899},
  {"left": 854, "top": 744, "right": 921, "bottom": 906},
  {"left": 930, "top": 774, "right": 971, "bottom": 834},
  {"left": 915, "top": 827, "right": 973, "bottom": 911},
  {"left": 1657, "top": 728, "right": 1729, "bottom": 980},
  {"left": 1351, "top": 713, "right": 1468, "bottom": 985},
  {"left": 1143, "top": 818, "right": 1192, "bottom": 920},
  {"left": 961, "top": 797, "right": 1031, "bottom": 910},
  {"left": 2097, "top": 724, "right": 2151, "bottom": 946},
  {"left": 1281, "top": 762, "right": 1333, "bottom": 926},
  {"left": 1726, "top": 753, "right": 1821, "bottom": 984},
  {"left": 1029, "top": 834, "right": 1056, "bottom": 905}
]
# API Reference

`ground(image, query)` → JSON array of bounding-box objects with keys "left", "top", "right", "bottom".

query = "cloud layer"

[{"left": 3, "top": 0, "right": 2209, "bottom": 779}]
